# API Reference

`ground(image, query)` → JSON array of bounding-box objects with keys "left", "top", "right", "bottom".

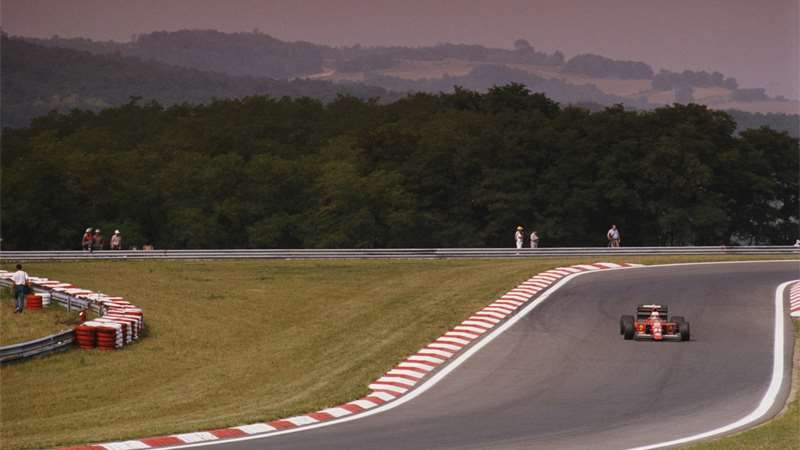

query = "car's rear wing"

[{"left": 637, "top": 304, "right": 668, "bottom": 319}]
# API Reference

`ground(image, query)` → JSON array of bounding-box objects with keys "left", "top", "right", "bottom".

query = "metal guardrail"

[
  {"left": 0, "top": 329, "right": 75, "bottom": 364},
  {"left": 1, "top": 246, "right": 799, "bottom": 260},
  {"left": 0, "top": 279, "right": 97, "bottom": 312}
]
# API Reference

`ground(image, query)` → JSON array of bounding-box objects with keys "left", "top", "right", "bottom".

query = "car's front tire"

[
  {"left": 621, "top": 316, "right": 635, "bottom": 340},
  {"left": 679, "top": 321, "right": 690, "bottom": 341},
  {"left": 620, "top": 315, "right": 634, "bottom": 334}
]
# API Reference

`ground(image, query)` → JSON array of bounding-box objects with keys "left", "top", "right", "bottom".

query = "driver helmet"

[{"left": 650, "top": 310, "right": 660, "bottom": 319}]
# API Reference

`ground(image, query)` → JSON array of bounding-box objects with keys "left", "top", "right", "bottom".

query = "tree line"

[
  {"left": 563, "top": 54, "right": 655, "bottom": 79},
  {"left": 652, "top": 69, "right": 738, "bottom": 90},
  {"left": 364, "top": 65, "right": 647, "bottom": 108},
  {"left": 2, "top": 85, "right": 797, "bottom": 250}
]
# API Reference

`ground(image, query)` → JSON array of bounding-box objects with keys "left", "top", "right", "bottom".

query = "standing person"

[
  {"left": 93, "top": 229, "right": 104, "bottom": 251},
  {"left": 110, "top": 230, "right": 122, "bottom": 250},
  {"left": 515, "top": 226, "right": 524, "bottom": 249},
  {"left": 530, "top": 230, "right": 540, "bottom": 248},
  {"left": 607, "top": 224, "right": 621, "bottom": 247},
  {"left": 11, "top": 264, "right": 29, "bottom": 313},
  {"left": 81, "top": 228, "right": 93, "bottom": 251}
]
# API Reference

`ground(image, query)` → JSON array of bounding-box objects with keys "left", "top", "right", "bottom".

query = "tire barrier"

[
  {"left": 74, "top": 324, "right": 96, "bottom": 350},
  {"left": 0, "top": 270, "right": 145, "bottom": 358},
  {"left": 67, "top": 297, "right": 144, "bottom": 351},
  {"left": 75, "top": 301, "right": 145, "bottom": 350},
  {"left": 25, "top": 294, "right": 43, "bottom": 310}
]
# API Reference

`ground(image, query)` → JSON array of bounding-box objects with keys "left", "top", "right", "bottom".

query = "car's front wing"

[{"left": 633, "top": 332, "right": 682, "bottom": 341}]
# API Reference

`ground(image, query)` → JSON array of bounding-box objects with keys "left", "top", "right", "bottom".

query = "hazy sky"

[{"left": 3, "top": 0, "right": 798, "bottom": 98}]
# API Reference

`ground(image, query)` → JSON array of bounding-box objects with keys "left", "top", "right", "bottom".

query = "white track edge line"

[
  {"left": 128, "top": 260, "right": 800, "bottom": 450},
  {"left": 626, "top": 279, "right": 797, "bottom": 450}
]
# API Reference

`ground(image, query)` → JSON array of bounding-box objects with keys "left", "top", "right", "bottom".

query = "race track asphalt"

[{"left": 193, "top": 261, "right": 799, "bottom": 450}]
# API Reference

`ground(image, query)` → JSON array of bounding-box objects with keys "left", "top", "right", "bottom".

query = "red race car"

[{"left": 620, "top": 304, "right": 690, "bottom": 341}]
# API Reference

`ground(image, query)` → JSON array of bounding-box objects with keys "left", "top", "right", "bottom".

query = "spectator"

[
  {"left": 11, "top": 264, "right": 29, "bottom": 313},
  {"left": 515, "top": 226, "right": 524, "bottom": 249},
  {"left": 530, "top": 231, "right": 540, "bottom": 248},
  {"left": 794, "top": 239, "right": 800, "bottom": 248},
  {"left": 607, "top": 224, "right": 621, "bottom": 247},
  {"left": 110, "top": 230, "right": 122, "bottom": 250},
  {"left": 93, "top": 228, "right": 104, "bottom": 251},
  {"left": 81, "top": 228, "right": 93, "bottom": 251}
]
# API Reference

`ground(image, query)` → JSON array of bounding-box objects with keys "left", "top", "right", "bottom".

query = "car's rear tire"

[
  {"left": 622, "top": 316, "right": 635, "bottom": 340},
  {"left": 671, "top": 315, "right": 685, "bottom": 324},
  {"left": 679, "top": 321, "right": 690, "bottom": 341},
  {"left": 620, "top": 315, "right": 634, "bottom": 334}
]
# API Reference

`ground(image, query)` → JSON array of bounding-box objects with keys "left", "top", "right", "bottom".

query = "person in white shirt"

[
  {"left": 515, "top": 226, "right": 524, "bottom": 249},
  {"left": 11, "top": 264, "right": 29, "bottom": 313},
  {"left": 110, "top": 230, "right": 122, "bottom": 250},
  {"left": 530, "top": 231, "right": 540, "bottom": 248},
  {"left": 607, "top": 225, "right": 621, "bottom": 247}
]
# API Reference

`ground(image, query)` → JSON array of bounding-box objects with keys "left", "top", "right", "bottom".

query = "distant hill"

[
  {"left": 363, "top": 65, "right": 650, "bottom": 109},
  {"left": 315, "top": 55, "right": 799, "bottom": 116},
  {"left": 725, "top": 110, "right": 800, "bottom": 138},
  {"left": 7, "top": 31, "right": 799, "bottom": 136},
  {"left": 1, "top": 36, "right": 396, "bottom": 128},
  {"left": 23, "top": 29, "right": 798, "bottom": 118},
  {"left": 22, "top": 30, "right": 324, "bottom": 79}
]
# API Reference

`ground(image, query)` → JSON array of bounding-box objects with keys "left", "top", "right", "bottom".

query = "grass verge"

[
  {"left": 0, "top": 255, "right": 796, "bottom": 449},
  {"left": 0, "top": 288, "right": 82, "bottom": 346}
]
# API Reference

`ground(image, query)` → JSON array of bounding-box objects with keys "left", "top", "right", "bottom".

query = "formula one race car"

[{"left": 619, "top": 304, "right": 690, "bottom": 341}]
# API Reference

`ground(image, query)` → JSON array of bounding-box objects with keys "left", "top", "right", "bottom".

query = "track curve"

[{"left": 177, "top": 261, "right": 799, "bottom": 450}]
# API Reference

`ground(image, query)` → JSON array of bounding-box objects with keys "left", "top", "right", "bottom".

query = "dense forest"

[{"left": 2, "top": 86, "right": 797, "bottom": 250}]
